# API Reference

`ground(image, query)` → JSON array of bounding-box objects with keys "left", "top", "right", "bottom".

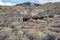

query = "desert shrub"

[
  {"left": 1, "top": 27, "right": 12, "bottom": 33},
  {"left": 57, "top": 38, "right": 60, "bottom": 40},
  {"left": 26, "top": 34, "right": 39, "bottom": 40},
  {"left": 48, "top": 15, "right": 54, "bottom": 18},
  {"left": 10, "top": 25, "right": 15, "bottom": 29},
  {"left": 0, "top": 6, "right": 2, "bottom": 9},
  {"left": 43, "top": 34, "right": 56, "bottom": 40},
  {"left": 25, "top": 31, "right": 46, "bottom": 40},
  {"left": 52, "top": 25, "right": 60, "bottom": 28}
]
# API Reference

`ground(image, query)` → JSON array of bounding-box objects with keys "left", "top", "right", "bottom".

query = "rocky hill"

[{"left": 0, "top": 2, "right": 60, "bottom": 40}]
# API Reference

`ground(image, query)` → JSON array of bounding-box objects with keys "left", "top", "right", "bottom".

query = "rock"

[
  {"left": 37, "top": 19, "right": 46, "bottom": 23},
  {"left": 0, "top": 31, "right": 9, "bottom": 40},
  {"left": 54, "top": 15, "right": 60, "bottom": 18}
]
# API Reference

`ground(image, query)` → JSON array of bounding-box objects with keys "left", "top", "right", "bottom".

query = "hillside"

[{"left": 0, "top": 2, "right": 60, "bottom": 40}]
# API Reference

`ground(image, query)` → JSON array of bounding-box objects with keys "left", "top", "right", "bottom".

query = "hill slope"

[{"left": 0, "top": 2, "right": 60, "bottom": 40}]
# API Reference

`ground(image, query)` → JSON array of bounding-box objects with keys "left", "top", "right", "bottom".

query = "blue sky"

[
  {"left": 0, "top": 0, "right": 60, "bottom": 5},
  {"left": 2, "top": 0, "right": 34, "bottom": 4}
]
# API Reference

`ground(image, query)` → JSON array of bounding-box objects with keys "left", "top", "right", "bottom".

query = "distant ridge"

[{"left": 16, "top": 2, "right": 41, "bottom": 6}]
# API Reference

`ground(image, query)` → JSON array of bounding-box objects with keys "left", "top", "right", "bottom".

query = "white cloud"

[
  {"left": 0, "top": 0, "right": 15, "bottom": 6},
  {"left": 37, "top": 0, "right": 60, "bottom": 4}
]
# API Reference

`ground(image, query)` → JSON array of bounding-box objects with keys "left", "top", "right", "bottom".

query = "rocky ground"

[{"left": 0, "top": 2, "right": 60, "bottom": 40}]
